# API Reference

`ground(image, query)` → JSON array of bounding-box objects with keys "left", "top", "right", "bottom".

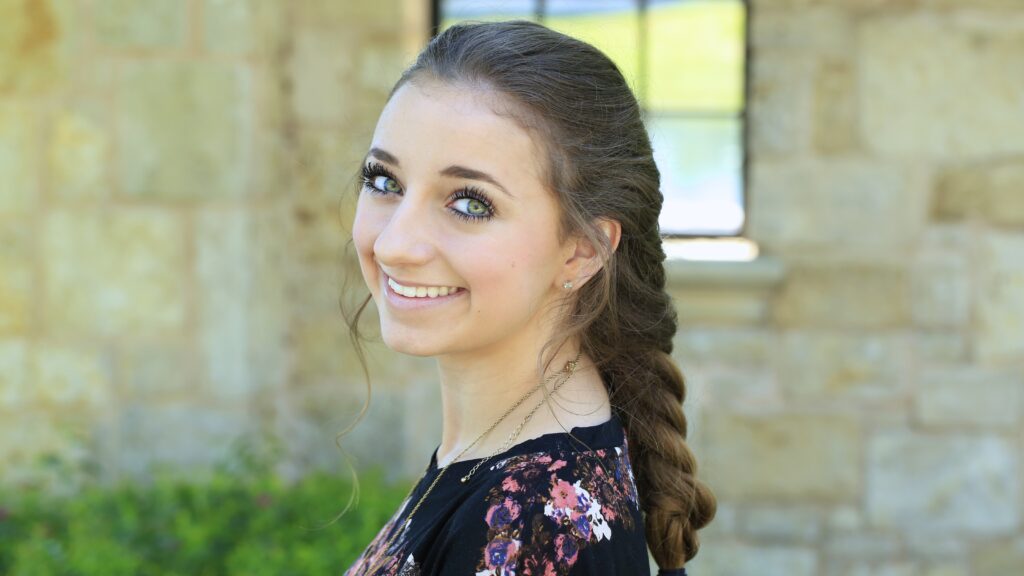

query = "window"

[{"left": 434, "top": 0, "right": 750, "bottom": 239}]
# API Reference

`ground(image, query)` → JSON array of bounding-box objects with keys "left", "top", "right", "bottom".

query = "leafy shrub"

[{"left": 0, "top": 440, "right": 411, "bottom": 575}]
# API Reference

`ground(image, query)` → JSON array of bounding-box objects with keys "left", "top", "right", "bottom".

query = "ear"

[{"left": 561, "top": 217, "right": 622, "bottom": 290}]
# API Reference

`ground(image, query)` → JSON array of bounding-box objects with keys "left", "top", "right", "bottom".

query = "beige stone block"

[
  {"left": 32, "top": 342, "right": 113, "bottom": 409},
  {"left": 685, "top": 541, "right": 817, "bottom": 576},
  {"left": 748, "top": 160, "right": 924, "bottom": 259},
  {"left": 293, "top": 0, "right": 402, "bottom": 30},
  {"left": 860, "top": 14, "right": 1024, "bottom": 159},
  {"left": 987, "top": 162, "right": 1024, "bottom": 227},
  {"left": 0, "top": 0, "right": 78, "bottom": 96},
  {"left": 907, "top": 532, "right": 968, "bottom": 561},
  {"left": 751, "top": 6, "right": 853, "bottom": 55},
  {"left": 779, "top": 331, "right": 908, "bottom": 404},
  {"left": 295, "top": 128, "right": 366, "bottom": 201},
  {"left": 0, "top": 339, "right": 30, "bottom": 409},
  {"left": 291, "top": 194, "right": 349, "bottom": 264},
  {"left": 748, "top": 50, "right": 814, "bottom": 158},
  {"left": 932, "top": 161, "right": 1024, "bottom": 226},
  {"left": 43, "top": 208, "right": 188, "bottom": 337},
  {"left": 672, "top": 288, "right": 774, "bottom": 326},
  {"left": 698, "top": 366, "right": 783, "bottom": 415},
  {"left": 921, "top": 564, "right": 968, "bottom": 576},
  {"left": 48, "top": 109, "right": 111, "bottom": 200},
  {"left": 913, "top": 365, "right": 1021, "bottom": 428},
  {"left": 203, "top": 0, "right": 284, "bottom": 56},
  {"left": 702, "top": 413, "right": 861, "bottom": 501},
  {"left": 827, "top": 504, "right": 863, "bottom": 531},
  {"left": 912, "top": 331, "right": 968, "bottom": 364},
  {"left": 0, "top": 217, "right": 32, "bottom": 333},
  {"left": 673, "top": 328, "right": 776, "bottom": 367},
  {"left": 867, "top": 431, "right": 1017, "bottom": 533},
  {"left": 824, "top": 533, "right": 902, "bottom": 560},
  {"left": 115, "top": 60, "right": 251, "bottom": 200},
  {"left": 909, "top": 257, "right": 970, "bottom": 329},
  {"left": 773, "top": 266, "right": 910, "bottom": 328},
  {"left": 197, "top": 209, "right": 252, "bottom": 401},
  {"left": 823, "top": 559, "right": 913, "bottom": 576},
  {"left": 116, "top": 403, "right": 250, "bottom": 478},
  {"left": 975, "top": 231, "right": 1024, "bottom": 364},
  {"left": 94, "top": 0, "right": 186, "bottom": 49},
  {"left": 974, "top": 537, "right": 1024, "bottom": 576},
  {"left": 290, "top": 29, "right": 356, "bottom": 126},
  {"left": 741, "top": 504, "right": 822, "bottom": 543},
  {"left": 814, "top": 58, "right": 859, "bottom": 155},
  {"left": 116, "top": 341, "right": 196, "bottom": 399},
  {"left": 0, "top": 100, "right": 40, "bottom": 214}
]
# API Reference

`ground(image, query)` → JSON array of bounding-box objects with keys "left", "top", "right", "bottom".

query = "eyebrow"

[{"left": 365, "top": 147, "right": 515, "bottom": 199}]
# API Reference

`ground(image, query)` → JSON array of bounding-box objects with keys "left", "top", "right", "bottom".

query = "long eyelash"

[
  {"left": 360, "top": 162, "right": 497, "bottom": 222},
  {"left": 449, "top": 186, "right": 496, "bottom": 221},
  {"left": 360, "top": 161, "right": 399, "bottom": 191}
]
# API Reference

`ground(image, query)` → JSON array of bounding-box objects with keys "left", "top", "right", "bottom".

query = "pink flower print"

[
  {"left": 485, "top": 497, "right": 522, "bottom": 530},
  {"left": 550, "top": 478, "right": 578, "bottom": 509},
  {"left": 484, "top": 536, "right": 521, "bottom": 571},
  {"left": 547, "top": 459, "right": 567, "bottom": 472},
  {"left": 537, "top": 455, "right": 553, "bottom": 464},
  {"left": 502, "top": 476, "right": 522, "bottom": 492},
  {"left": 554, "top": 533, "right": 580, "bottom": 564}
]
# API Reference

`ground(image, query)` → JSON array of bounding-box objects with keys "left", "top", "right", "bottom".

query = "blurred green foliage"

[{"left": 0, "top": 437, "right": 411, "bottom": 575}]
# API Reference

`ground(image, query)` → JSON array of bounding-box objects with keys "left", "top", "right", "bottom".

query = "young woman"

[{"left": 342, "top": 19, "right": 716, "bottom": 576}]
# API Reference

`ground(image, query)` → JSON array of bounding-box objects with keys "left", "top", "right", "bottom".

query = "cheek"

[{"left": 465, "top": 237, "right": 552, "bottom": 305}]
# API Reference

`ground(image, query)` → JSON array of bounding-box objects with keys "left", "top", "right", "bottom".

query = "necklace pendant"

[{"left": 461, "top": 475, "right": 469, "bottom": 483}]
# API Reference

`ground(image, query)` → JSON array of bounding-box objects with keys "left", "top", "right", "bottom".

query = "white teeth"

[{"left": 388, "top": 277, "right": 461, "bottom": 298}]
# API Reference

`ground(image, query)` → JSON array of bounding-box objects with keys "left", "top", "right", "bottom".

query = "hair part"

[{"left": 339, "top": 19, "right": 716, "bottom": 569}]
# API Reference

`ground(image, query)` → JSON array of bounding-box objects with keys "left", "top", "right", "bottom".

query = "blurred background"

[{"left": 1, "top": 0, "right": 1023, "bottom": 574}]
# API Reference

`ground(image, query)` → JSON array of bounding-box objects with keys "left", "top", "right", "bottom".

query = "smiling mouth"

[{"left": 382, "top": 271, "right": 465, "bottom": 298}]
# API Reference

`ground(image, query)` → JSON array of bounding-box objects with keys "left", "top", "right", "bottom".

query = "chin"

[{"left": 380, "top": 326, "right": 447, "bottom": 357}]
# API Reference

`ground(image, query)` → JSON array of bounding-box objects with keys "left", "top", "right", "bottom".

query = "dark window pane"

[
  {"left": 646, "top": 114, "right": 744, "bottom": 235},
  {"left": 646, "top": 0, "right": 746, "bottom": 113},
  {"left": 543, "top": 1, "right": 642, "bottom": 95}
]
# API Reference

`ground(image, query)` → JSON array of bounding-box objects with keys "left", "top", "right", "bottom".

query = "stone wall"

[
  {"left": 679, "top": 1, "right": 1024, "bottom": 575},
  {"left": 1, "top": 0, "right": 1022, "bottom": 574}
]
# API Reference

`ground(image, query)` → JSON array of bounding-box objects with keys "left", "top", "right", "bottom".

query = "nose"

[{"left": 372, "top": 189, "right": 436, "bottom": 266}]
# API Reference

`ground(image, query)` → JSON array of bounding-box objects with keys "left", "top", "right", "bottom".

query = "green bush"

[{"left": 0, "top": 441, "right": 412, "bottom": 576}]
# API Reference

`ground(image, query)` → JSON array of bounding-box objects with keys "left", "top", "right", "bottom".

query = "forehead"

[{"left": 371, "top": 79, "right": 546, "bottom": 186}]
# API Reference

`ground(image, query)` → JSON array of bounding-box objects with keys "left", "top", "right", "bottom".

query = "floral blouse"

[{"left": 344, "top": 412, "right": 689, "bottom": 576}]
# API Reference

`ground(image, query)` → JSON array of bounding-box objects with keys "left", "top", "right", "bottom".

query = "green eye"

[
  {"left": 376, "top": 175, "right": 399, "bottom": 192},
  {"left": 468, "top": 199, "right": 487, "bottom": 214}
]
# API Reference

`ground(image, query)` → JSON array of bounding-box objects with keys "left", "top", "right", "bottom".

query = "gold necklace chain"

[{"left": 361, "top": 351, "right": 582, "bottom": 575}]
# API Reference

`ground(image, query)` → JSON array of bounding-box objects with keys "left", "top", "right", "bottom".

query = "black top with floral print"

[{"left": 344, "top": 412, "right": 689, "bottom": 576}]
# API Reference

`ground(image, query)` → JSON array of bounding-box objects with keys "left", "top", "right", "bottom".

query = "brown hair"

[{"left": 339, "top": 19, "right": 716, "bottom": 569}]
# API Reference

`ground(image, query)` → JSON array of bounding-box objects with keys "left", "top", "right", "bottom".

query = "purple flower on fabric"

[
  {"left": 485, "top": 497, "right": 522, "bottom": 530},
  {"left": 485, "top": 536, "right": 521, "bottom": 569},
  {"left": 572, "top": 512, "right": 591, "bottom": 540},
  {"left": 554, "top": 533, "right": 579, "bottom": 564}
]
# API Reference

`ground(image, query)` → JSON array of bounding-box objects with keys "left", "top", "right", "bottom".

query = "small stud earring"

[{"left": 563, "top": 280, "right": 573, "bottom": 289}]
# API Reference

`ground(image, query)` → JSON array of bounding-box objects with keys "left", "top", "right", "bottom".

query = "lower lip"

[{"left": 383, "top": 276, "right": 468, "bottom": 311}]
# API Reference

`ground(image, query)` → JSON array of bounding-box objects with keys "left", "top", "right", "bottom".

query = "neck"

[{"left": 433, "top": 336, "right": 611, "bottom": 468}]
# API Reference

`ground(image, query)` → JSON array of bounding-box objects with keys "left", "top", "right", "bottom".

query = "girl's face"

[{"left": 352, "top": 79, "right": 572, "bottom": 357}]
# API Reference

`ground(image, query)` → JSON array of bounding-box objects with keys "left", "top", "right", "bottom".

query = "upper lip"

[{"left": 383, "top": 271, "right": 461, "bottom": 289}]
